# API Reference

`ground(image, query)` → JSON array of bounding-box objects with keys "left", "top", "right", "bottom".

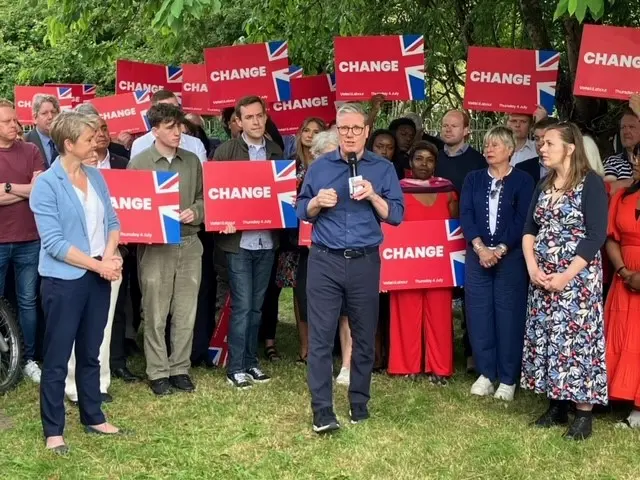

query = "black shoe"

[
  {"left": 149, "top": 378, "right": 173, "bottom": 396},
  {"left": 246, "top": 367, "right": 271, "bottom": 383},
  {"left": 349, "top": 403, "right": 370, "bottom": 424},
  {"left": 227, "top": 373, "right": 253, "bottom": 389},
  {"left": 169, "top": 374, "right": 196, "bottom": 392},
  {"left": 313, "top": 407, "right": 340, "bottom": 434},
  {"left": 534, "top": 400, "right": 569, "bottom": 428},
  {"left": 563, "top": 411, "right": 593, "bottom": 441},
  {"left": 101, "top": 393, "right": 113, "bottom": 403},
  {"left": 112, "top": 367, "right": 142, "bottom": 382},
  {"left": 84, "top": 425, "right": 127, "bottom": 436}
]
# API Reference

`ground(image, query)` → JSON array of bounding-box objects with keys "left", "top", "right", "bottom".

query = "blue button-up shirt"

[{"left": 296, "top": 149, "right": 404, "bottom": 249}]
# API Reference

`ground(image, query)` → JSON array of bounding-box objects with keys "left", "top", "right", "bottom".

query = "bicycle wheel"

[{"left": 0, "top": 297, "right": 24, "bottom": 395}]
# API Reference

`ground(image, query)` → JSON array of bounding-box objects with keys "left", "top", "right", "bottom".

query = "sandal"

[{"left": 265, "top": 345, "right": 281, "bottom": 362}]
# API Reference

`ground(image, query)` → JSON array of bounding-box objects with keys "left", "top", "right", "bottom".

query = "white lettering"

[
  {"left": 583, "top": 52, "right": 640, "bottom": 69},
  {"left": 183, "top": 82, "right": 208, "bottom": 93},
  {"left": 102, "top": 108, "right": 136, "bottom": 120},
  {"left": 110, "top": 196, "right": 152, "bottom": 210},
  {"left": 210, "top": 67, "right": 267, "bottom": 82},
  {"left": 382, "top": 245, "right": 445, "bottom": 260},
  {"left": 208, "top": 186, "right": 272, "bottom": 200},
  {"left": 118, "top": 81, "right": 164, "bottom": 93},
  {"left": 337, "top": 60, "right": 399, "bottom": 73},
  {"left": 17, "top": 100, "right": 31, "bottom": 108},
  {"left": 272, "top": 96, "right": 329, "bottom": 111},
  {"left": 469, "top": 71, "right": 531, "bottom": 85}
]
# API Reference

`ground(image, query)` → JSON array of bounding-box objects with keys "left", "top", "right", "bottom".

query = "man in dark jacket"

[
  {"left": 213, "top": 96, "right": 283, "bottom": 389},
  {"left": 515, "top": 117, "right": 558, "bottom": 183}
]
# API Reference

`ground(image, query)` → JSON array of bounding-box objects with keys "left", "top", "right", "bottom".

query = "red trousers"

[{"left": 388, "top": 288, "right": 453, "bottom": 376}]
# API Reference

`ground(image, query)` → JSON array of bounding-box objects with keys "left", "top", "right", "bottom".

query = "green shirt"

[{"left": 128, "top": 143, "right": 204, "bottom": 238}]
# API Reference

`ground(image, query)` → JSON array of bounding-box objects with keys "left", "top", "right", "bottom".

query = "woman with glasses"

[
  {"left": 604, "top": 142, "right": 640, "bottom": 429},
  {"left": 521, "top": 122, "right": 608, "bottom": 441},
  {"left": 460, "top": 126, "right": 534, "bottom": 401}
]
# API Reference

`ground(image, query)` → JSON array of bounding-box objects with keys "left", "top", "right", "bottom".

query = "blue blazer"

[
  {"left": 29, "top": 159, "right": 120, "bottom": 280},
  {"left": 460, "top": 168, "right": 534, "bottom": 251}
]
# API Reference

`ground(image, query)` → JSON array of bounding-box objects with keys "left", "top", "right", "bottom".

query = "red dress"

[{"left": 388, "top": 192, "right": 454, "bottom": 376}]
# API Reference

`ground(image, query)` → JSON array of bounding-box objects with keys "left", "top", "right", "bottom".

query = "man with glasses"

[
  {"left": 297, "top": 103, "right": 404, "bottom": 433},
  {"left": 25, "top": 94, "right": 61, "bottom": 169}
]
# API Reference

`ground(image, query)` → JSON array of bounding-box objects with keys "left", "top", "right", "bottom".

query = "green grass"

[{"left": 1, "top": 289, "right": 639, "bottom": 479}]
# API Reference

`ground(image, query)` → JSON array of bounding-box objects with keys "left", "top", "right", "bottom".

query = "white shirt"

[
  {"left": 130, "top": 131, "right": 207, "bottom": 163},
  {"left": 239, "top": 133, "right": 274, "bottom": 251},
  {"left": 97, "top": 151, "right": 111, "bottom": 170},
  {"left": 73, "top": 181, "right": 106, "bottom": 257},
  {"left": 488, "top": 167, "right": 512, "bottom": 235},
  {"left": 510, "top": 139, "right": 537, "bottom": 166}
]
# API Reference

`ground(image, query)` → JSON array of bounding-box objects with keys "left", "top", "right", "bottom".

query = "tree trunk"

[{"left": 519, "top": 0, "right": 553, "bottom": 49}]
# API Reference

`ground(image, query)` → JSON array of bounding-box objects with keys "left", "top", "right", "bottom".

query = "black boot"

[
  {"left": 563, "top": 410, "right": 593, "bottom": 441},
  {"left": 534, "top": 400, "right": 569, "bottom": 428}
]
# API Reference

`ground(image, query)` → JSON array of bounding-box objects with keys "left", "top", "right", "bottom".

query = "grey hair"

[
  {"left": 32, "top": 94, "right": 60, "bottom": 117},
  {"left": 336, "top": 102, "right": 368, "bottom": 124},
  {"left": 583, "top": 134, "right": 605, "bottom": 176},
  {"left": 310, "top": 130, "right": 340, "bottom": 158},
  {"left": 484, "top": 126, "right": 516, "bottom": 153},
  {"left": 74, "top": 103, "right": 100, "bottom": 116}
]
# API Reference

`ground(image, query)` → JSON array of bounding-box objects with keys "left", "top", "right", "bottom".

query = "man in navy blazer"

[
  {"left": 514, "top": 117, "right": 557, "bottom": 183},
  {"left": 24, "top": 94, "right": 61, "bottom": 169}
]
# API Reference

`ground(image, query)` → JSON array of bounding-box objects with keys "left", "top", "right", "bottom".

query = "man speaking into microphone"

[{"left": 296, "top": 103, "right": 404, "bottom": 433}]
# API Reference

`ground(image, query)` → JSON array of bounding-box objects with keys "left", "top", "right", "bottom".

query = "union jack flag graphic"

[
  {"left": 83, "top": 84, "right": 97, "bottom": 96},
  {"left": 153, "top": 171, "right": 181, "bottom": 244},
  {"left": 289, "top": 65, "right": 304, "bottom": 79},
  {"left": 446, "top": 219, "right": 466, "bottom": 287},
  {"left": 166, "top": 65, "right": 183, "bottom": 83},
  {"left": 271, "top": 160, "right": 298, "bottom": 228},
  {"left": 400, "top": 35, "right": 425, "bottom": 56},
  {"left": 267, "top": 41, "right": 288, "bottom": 62},
  {"left": 134, "top": 89, "right": 151, "bottom": 104},
  {"left": 56, "top": 87, "right": 73, "bottom": 101},
  {"left": 536, "top": 50, "right": 560, "bottom": 114},
  {"left": 208, "top": 293, "right": 230, "bottom": 367},
  {"left": 272, "top": 68, "right": 292, "bottom": 102},
  {"left": 399, "top": 35, "right": 426, "bottom": 100},
  {"left": 327, "top": 73, "right": 337, "bottom": 92}
]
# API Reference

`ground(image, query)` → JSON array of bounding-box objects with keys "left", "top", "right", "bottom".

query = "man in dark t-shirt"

[{"left": 0, "top": 99, "right": 46, "bottom": 383}]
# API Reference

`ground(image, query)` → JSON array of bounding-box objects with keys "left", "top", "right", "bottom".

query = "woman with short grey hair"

[
  {"left": 460, "top": 126, "right": 534, "bottom": 402},
  {"left": 310, "top": 130, "right": 339, "bottom": 159}
]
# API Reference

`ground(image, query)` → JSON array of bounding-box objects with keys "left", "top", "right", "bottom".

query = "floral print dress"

[{"left": 520, "top": 180, "right": 608, "bottom": 404}]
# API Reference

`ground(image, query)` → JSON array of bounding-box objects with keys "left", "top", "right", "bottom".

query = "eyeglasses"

[
  {"left": 337, "top": 125, "right": 365, "bottom": 136},
  {"left": 490, "top": 179, "right": 503, "bottom": 199}
]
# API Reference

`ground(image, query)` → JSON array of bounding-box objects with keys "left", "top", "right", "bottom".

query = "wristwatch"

[
  {"left": 497, "top": 244, "right": 508, "bottom": 255},
  {"left": 4, "top": 183, "right": 11, "bottom": 193}
]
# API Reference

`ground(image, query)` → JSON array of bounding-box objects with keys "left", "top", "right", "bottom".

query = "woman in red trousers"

[{"left": 388, "top": 141, "right": 459, "bottom": 384}]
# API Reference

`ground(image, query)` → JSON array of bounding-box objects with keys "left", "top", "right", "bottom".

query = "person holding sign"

[
  {"left": 460, "top": 126, "right": 534, "bottom": 402},
  {"left": 297, "top": 103, "right": 404, "bottom": 433},
  {"left": 30, "top": 111, "right": 124, "bottom": 454},
  {"left": 388, "top": 141, "right": 458, "bottom": 384},
  {"left": 128, "top": 103, "right": 204, "bottom": 396}
]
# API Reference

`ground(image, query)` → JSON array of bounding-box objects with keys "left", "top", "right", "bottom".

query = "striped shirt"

[{"left": 604, "top": 151, "right": 633, "bottom": 180}]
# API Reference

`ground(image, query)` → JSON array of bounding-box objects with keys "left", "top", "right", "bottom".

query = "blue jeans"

[
  {"left": 225, "top": 248, "right": 275, "bottom": 375},
  {"left": 0, "top": 240, "right": 40, "bottom": 361}
]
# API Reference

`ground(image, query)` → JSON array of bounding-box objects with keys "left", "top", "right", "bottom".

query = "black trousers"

[
  {"left": 190, "top": 231, "right": 218, "bottom": 363},
  {"left": 307, "top": 246, "right": 381, "bottom": 412},
  {"left": 40, "top": 272, "right": 109, "bottom": 437},
  {"left": 260, "top": 256, "right": 281, "bottom": 341}
]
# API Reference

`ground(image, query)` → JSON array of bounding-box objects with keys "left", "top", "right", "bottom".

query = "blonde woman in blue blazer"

[{"left": 30, "top": 111, "right": 123, "bottom": 455}]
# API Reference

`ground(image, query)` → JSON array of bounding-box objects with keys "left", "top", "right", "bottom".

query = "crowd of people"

[{"left": 0, "top": 88, "right": 639, "bottom": 452}]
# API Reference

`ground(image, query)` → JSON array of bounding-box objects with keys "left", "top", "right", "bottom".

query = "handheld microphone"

[{"left": 347, "top": 152, "right": 363, "bottom": 197}]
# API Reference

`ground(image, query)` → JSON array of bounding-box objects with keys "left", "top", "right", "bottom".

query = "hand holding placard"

[{"left": 631, "top": 94, "right": 640, "bottom": 118}]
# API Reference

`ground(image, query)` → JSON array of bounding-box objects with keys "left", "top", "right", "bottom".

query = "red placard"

[
  {"left": 268, "top": 74, "right": 337, "bottom": 135},
  {"left": 203, "top": 160, "right": 298, "bottom": 231},
  {"left": 116, "top": 59, "right": 182, "bottom": 95},
  {"left": 181, "top": 64, "right": 220, "bottom": 116},
  {"left": 100, "top": 169, "right": 181, "bottom": 244},
  {"left": 380, "top": 220, "right": 466, "bottom": 290},
  {"left": 463, "top": 46, "right": 559, "bottom": 115},
  {"left": 298, "top": 221, "right": 312, "bottom": 246},
  {"left": 45, "top": 83, "right": 97, "bottom": 105},
  {"left": 208, "top": 292, "right": 230, "bottom": 367},
  {"left": 334, "top": 35, "right": 425, "bottom": 101},
  {"left": 204, "top": 41, "right": 290, "bottom": 108},
  {"left": 13, "top": 86, "right": 74, "bottom": 124},
  {"left": 89, "top": 90, "right": 152, "bottom": 135},
  {"left": 574, "top": 25, "right": 640, "bottom": 100}
]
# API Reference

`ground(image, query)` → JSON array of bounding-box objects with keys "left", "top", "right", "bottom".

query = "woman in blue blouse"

[
  {"left": 30, "top": 111, "right": 123, "bottom": 454},
  {"left": 460, "top": 126, "right": 534, "bottom": 401}
]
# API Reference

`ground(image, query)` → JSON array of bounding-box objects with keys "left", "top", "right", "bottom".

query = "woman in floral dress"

[{"left": 521, "top": 122, "right": 608, "bottom": 441}]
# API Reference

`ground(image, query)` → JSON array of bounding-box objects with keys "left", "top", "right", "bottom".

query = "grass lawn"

[{"left": 1, "top": 288, "right": 639, "bottom": 479}]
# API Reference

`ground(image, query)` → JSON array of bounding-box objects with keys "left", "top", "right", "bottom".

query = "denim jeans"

[
  {"left": 0, "top": 240, "right": 41, "bottom": 361},
  {"left": 225, "top": 248, "right": 275, "bottom": 375}
]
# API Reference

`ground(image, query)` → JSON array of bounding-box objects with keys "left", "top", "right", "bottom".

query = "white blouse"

[{"left": 73, "top": 180, "right": 106, "bottom": 257}]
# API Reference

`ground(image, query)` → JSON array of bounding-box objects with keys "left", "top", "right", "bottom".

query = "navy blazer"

[
  {"left": 460, "top": 168, "right": 534, "bottom": 250},
  {"left": 516, "top": 156, "right": 543, "bottom": 184}
]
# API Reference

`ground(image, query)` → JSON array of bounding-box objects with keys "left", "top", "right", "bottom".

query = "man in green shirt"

[{"left": 128, "top": 103, "right": 204, "bottom": 396}]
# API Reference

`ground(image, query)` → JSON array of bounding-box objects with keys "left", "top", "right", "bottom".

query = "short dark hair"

[
  {"left": 234, "top": 96, "right": 266, "bottom": 119},
  {"left": 151, "top": 90, "right": 178, "bottom": 105},
  {"left": 147, "top": 103, "right": 184, "bottom": 128},
  {"left": 532, "top": 117, "right": 559, "bottom": 131},
  {"left": 409, "top": 141, "right": 439, "bottom": 163},
  {"left": 388, "top": 117, "right": 416, "bottom": 134}
]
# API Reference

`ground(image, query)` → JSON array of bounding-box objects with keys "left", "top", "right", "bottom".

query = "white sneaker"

[
  {"left": 470, "top": 375, "right": 494, "bottom": 396},
  {"left": 335, "top": 367, "right": 350, "bottom": 386},
  {"left": 494, "top": 383, "right": 516, "bottom": 401},
  {"left": 23, "top": 360, "right": 41, "bottom": 384}
]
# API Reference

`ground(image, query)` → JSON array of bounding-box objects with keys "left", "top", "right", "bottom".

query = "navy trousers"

[
  {"left": 40, "top": 272, "right": 110, "bottom": 438},
  {"left": 464, "top": 248, "right": 528, "bottom": 386},
  {"left": 307, "top": 246, "right": 380, "bottom": 412}
]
